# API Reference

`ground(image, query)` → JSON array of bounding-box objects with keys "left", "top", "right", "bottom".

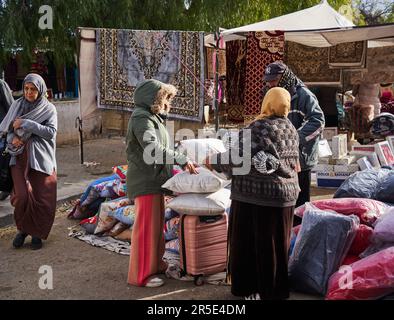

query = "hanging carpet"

[
  {"left": 243, "top": 31, "right": 285, "bottom": 124},
  {"left": 285, "top": 42, "right": 341, "bottom": 85},
  {"left": 328, "top": 41, "right": 367, "bottom": 69},
  {"left": 225, "top": 40, "right": 247, "bottom": 123},
  {"left": 96, "top": 28, "right": 205, "bottom": 122}
]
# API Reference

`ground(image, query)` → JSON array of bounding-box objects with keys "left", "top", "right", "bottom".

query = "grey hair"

[{"left": 151, "top": 83, "right": 177, "bottom": 114}]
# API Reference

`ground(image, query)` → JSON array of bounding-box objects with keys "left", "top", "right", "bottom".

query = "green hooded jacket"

[{"left": 126, "top": 79, "right": 188, "bottom": 200}]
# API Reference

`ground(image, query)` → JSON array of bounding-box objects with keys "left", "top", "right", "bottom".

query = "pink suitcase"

[{"left": 179, "top": 214, "right": 228, "bottom": 285}]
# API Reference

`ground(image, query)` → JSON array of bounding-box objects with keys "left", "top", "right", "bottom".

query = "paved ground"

[{"left": 0, "top": 136, "right": 332, "bottom": 300}]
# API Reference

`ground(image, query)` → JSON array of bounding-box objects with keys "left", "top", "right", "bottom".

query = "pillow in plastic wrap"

[
  {"left": 289, "top": 204, "right": 359, "bottom": 296},
  {"left": 375, "top": 171, "right": 394, "bottom": 203},
  {"left": 334, "top": 169, "right": 391, "bottom": 200},
  {"left": 295, "top": 198, "right": 387, "bottom": 227},
  {"left": 372, "top": 207, "right": 394, "bottom": 243},
  {"left": 326, "top": 246, "right": 394, "bottom": 300},
  {"left": 348, "top": 224, "right": 373, "bottom": 256}
]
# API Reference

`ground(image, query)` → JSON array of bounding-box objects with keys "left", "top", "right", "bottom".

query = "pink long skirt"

[{"left": 127, "top": 194, "right": 167, "bottom": 286}]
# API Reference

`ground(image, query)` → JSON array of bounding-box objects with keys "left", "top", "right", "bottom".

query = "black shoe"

[
  {"left": 31, "top": 237, "right": 42, "bottom": 250},
  {"left": 0, "top": 191, "right": 10, "bottom": 201},
  {"left": 12, "top": 232, "right": 28, "bottom": 248}
]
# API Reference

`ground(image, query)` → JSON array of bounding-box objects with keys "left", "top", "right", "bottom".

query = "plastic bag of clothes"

[
  {"left": 334, "top": 169, "right": 391, "bottom": 200},
  {"left": 372, "top": 207, "right": 394, "bottom": 243},
  {"left": 375, "top": 171, "right": 394, "bottom": 204},
  {"left": 295, "top": 198, "right": 387, "bottom": 227},
  {"left": 348, "top": 224, "right": 373, "bottom": 256},
  {"left": 289, "top": 204, "right": 359, "bottom": 296},
  {"left": 360, "top": 240, "right": 394, "bottom": 258},
  {"left": 326, "top": 247, "right": 394, "bottom": 300}
]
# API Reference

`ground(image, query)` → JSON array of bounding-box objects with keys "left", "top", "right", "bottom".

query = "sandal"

[{"left": 145, "top": 277, "right": 164, "bottom": 288}]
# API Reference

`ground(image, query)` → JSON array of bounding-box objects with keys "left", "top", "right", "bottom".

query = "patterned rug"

[
  {"left": 205, "top": 47, "right": 226, "bottom": 80},
  {"left": 226, "top": 40, "right": 247, "bottom": 123},
  {"left": 285, "top": 42, "right": 341, "bottom": 85},
  {"left": 243, "top": 31, "right": 284, "bottom": 123},
  {"left": 329, "top": 41, "right": 367, "bottom": 69},
  {"left": 96, "top": 28, "right": 205, "bottom": 122}
]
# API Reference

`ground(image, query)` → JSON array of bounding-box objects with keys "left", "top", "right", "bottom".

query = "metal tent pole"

[{"left": 214, "top": 30, "right": 220, "bottom": 132}]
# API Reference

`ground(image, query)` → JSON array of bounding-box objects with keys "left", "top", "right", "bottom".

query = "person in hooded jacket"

[{"left": 126, "top": 79, "right": 197, "bottom": 287}]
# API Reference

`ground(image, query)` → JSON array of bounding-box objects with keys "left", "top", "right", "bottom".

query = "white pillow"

[
  {"left": 178, "top": 138, "right": 226, "bottom": 164},
  {"left": 162, "top": 167, "right": 230, "bottom": 193},
  {"left": 166, "top": 188, "right": 231, "bottom": 216}
]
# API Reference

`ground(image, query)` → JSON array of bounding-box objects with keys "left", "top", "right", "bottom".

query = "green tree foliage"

[
  {"left": 352, "top": 0, "right": 394, "bottom": 25},
  {"left": 0, "top": 0, "right": 375, "bottom": 69}
]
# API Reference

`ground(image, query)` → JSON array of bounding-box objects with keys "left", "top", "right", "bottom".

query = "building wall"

[
  {"left": 350, "top": 46, "right": 394, "bottom": 84},
  {"left": 54, "top": 100, "right": 80, "bottom": 146},
  {"left": 55, "top": 99, "right": 206, "bottom": 146}
]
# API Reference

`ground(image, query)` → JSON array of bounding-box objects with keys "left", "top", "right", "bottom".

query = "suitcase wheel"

[{"left": 194, "top": 275, "right": 204, "bottom": 286}]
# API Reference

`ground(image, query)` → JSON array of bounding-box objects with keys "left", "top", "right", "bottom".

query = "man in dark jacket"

[
  {"left": 0, "top": 79, "right": 14, "bottom": 201},
  {"left": 263, "top": 62, "right": 325, "bottom": 212}
]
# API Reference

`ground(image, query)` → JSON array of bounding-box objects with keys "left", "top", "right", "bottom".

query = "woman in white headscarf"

[{"left": 0, "top": 73, "right": 57, "bottom": 250}]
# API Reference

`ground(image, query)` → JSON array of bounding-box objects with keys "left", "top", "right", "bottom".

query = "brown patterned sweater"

[{"left": 212, "top": 116, "right": 300, "bottom": 208}]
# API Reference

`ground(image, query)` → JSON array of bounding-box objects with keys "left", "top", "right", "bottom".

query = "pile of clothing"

[{"left": 290, "top": 197, "right": 394, "bottom": 300}]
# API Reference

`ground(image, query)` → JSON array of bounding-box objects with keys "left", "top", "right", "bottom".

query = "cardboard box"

[
  {"left": 318, "top": 156, "right": 336, "bottom": 165},
  {"left": 318, "top": 139, "right": 332, "bottom": 158},
  {"left": 386, "top": 135, "right": 394, "bottom": 153},
  {"left": 350, "top": 150, "right": 381, "bottom": 168},
  {"left": 332, "top": 134, "right": 348, "bottom": 159},
  {"left": 352, "top": 145, "right": 376, "bottom": 153},
  {"left": 357, "top": 156, "right": 374, "bottom": 171},
  {"left": 316, "top": 171, "right": 352, "bottom": 188},
  {"left": 335, "top": 155, "right": 357, "bottom": 165},
  {"left": 314, "top": 164, "right": 334, "bottom": 172},
  {"left": 323, "top": 127, "right": 338, "bottom": 141},
  {"left": 375, "top": 141, "right": 394, "bottom": 166},
  {"left": 334, "top": 164, "right": 359, "bottom": 173}
]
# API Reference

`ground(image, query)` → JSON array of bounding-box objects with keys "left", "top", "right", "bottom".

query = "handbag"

[{"left": 0, "top": 135, "right": 13, "bottom": 192}]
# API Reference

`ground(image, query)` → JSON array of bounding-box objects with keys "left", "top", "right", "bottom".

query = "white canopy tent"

[{"left": 205, "top": 0, "right": 394, "bottom": 48}]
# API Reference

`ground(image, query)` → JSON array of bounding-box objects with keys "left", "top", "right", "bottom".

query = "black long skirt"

[{"left": 227, "top": 200, "right": 294, "bottom": 300}]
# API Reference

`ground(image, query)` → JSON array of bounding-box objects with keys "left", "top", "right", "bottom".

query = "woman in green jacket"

[{"left": 126, "top": 79, "right": 197, "bottom": 287}]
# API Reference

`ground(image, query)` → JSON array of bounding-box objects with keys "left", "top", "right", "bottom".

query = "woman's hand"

[
  {"left": 203, "top": 156, "right": 213, "bottom": 171},
  {"left": 13, "top": 118, "right": 23, "bottom": 130},
  {"left": 12, "top": 136, "right": 24, "bottom": 148},
  {"left": 184, "top": 161, "right": 198, "bottom": 174},
  {"left": 295, "top": 160, "right": 301, "bottom": 173}
]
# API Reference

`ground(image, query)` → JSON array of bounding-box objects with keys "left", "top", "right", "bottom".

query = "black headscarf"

[{"left": 277, "top": 66, "right": 304, "bottom": 97}]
